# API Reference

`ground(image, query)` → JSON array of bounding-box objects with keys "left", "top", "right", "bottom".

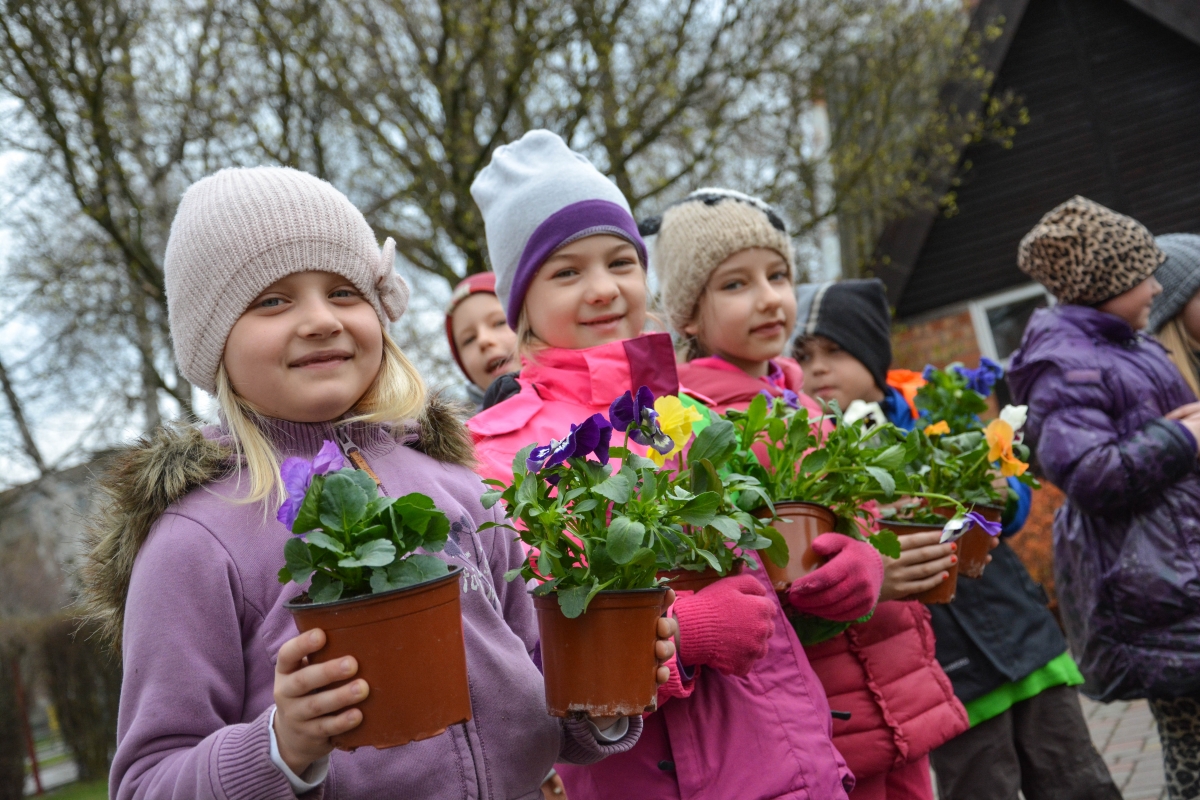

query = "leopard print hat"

[{"left": 1017, "top": 196, "right": 1165, "bottom": 305}]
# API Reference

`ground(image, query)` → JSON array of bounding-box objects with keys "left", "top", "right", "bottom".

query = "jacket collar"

[
  {"left": 518, "top": 332, "right": 680, "bottom": 407},
  {"left": 1054, "top": 304, "right": 1139, "bottom": 344},
  {"left": 204, "top": 416, "right": 401, "bottom": 461}
]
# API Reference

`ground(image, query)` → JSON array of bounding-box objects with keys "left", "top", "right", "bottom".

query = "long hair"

[
  {"left": 215, "top": 330, "right": 427, "bottom": 506},
  {"left": 1156, "top": 316, "right": 1200, "bottom": 399}
]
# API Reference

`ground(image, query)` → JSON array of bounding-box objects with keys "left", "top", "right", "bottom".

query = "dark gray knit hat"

[
  {"left": 1149, "top": 233, "right": 1200, "bottom": 333},
  {"left": 792, "top": 279, "right": 892, "bottom": 392}
]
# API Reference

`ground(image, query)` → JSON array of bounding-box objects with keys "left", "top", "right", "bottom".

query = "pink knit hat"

[{"left": 164, "top": 167, "right": 409, "bottom": 394}]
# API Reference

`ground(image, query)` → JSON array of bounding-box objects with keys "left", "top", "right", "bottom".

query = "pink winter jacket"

[
  {"left": 680, "top": 355, "right": 969, "bottom": 785},
  {"left": 467, "top": 333, "right": 854, "bottom": 800}
]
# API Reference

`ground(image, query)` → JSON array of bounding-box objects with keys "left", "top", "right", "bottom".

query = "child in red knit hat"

[{"left": 445, "top": 272, "right": 518, "bottom": 411}]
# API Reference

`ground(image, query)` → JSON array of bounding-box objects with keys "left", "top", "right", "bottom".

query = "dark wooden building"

[{"left": 878, "top": 0, "right": 1200, "bottom": 366}]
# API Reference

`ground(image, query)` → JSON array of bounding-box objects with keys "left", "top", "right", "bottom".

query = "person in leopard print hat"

[{"left": 1008, "top": 196, "right": 1200, "bottom": 800}]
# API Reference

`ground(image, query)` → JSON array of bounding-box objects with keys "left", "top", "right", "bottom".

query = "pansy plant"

[
  {"left": 277, "top": 440, "right": 452, "bottom": 603},
  {"left": 481, "top": 387, "right": 777, "bottom": 618}
]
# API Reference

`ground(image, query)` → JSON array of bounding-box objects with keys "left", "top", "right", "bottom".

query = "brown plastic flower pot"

[
  {"left": 753, "top": 501, "right": 837, "bottom": 591},
  {"left": 877, "top": 519, "right": 958, "bottom": 604},
  {"left": 933, "top": 504, "right": 1004, "bottom": 579},
  {"left": 657, "top": 566, "right": 725, "bottom": 593},
  {"left": 286, "top": 565, "right": 471, "bottom": 751},
  {"left": 534, "top": 588, "right": 668, "bottom": 718}
]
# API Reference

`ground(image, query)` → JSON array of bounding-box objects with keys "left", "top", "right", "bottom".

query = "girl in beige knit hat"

[{"left": 94, "top": 166, "right": 663, "bottom": 800}]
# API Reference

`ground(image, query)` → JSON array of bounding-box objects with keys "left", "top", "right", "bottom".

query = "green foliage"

[
  {"left": 278, "top": 469, "right": 451, "bottom": 603},
  {"left": 915, "top": 365, "right": 990, "bottom": 433},
  {"left": 485, "top": 418, "right": 775, "bottom": 618}
]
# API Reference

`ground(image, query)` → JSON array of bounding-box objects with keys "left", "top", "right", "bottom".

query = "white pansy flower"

[
  {"left": 999, "top": 404, "right": 1028, "bottom": 432},
  {"left": 843, "top": 400, "right": 886, "bottom": 428}
]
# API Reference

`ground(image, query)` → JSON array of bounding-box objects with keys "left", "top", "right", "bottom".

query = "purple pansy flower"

[
  {"left": 954, "top": 357, "right": 1005, "bottom": 397},
  {"left": 526, "top": 413, "right": 614, "bottom": 478},
  {"left": 609, "top": 386, "right": 673, "bottom": 454},
  {"left": 939, "top": 510, "right": 1004, "bottom": 543},
  {"left": 922, "top": 364, "right": 937, "bottom": 381},
  {"left": 277, "top": 440, "right": 345, "bottom": 529},
  {"left": 760, "top": 388, "right": 801, "bottom": 410}
]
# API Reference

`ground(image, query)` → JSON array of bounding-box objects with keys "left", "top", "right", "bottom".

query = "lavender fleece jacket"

[{"left": 109, "top": 419, "right": 640, "bottom": 800}]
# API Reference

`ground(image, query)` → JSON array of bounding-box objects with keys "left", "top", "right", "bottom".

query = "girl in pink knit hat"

[
  {"left": 88, "top": 166, "right": 675, "bottom": 800},
  {"left": 468, "top": 132, "right": 855, "bottom": 800},
  {"left": 445, "top": 272, "right": 519, "bottom": 411}
]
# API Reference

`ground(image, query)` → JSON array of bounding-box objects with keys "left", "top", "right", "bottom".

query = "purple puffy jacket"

[{"left": 1008, "top": 305, "right": 1200, "bottom": 701}]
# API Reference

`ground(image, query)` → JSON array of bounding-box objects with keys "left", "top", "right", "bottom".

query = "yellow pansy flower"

[
  {"left": 923, "top": 420, "right": 951, "bottom": 436},
  {"left": 649, "top": 395, "right": 703, "bottom": 467},
  {"left": 985, "top": 418, "right": 1029, "bottom": 477}
]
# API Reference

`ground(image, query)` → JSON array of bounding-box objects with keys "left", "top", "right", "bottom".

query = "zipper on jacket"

[{"left": 334, "top": 427, "right": 385, "bottom": 492}]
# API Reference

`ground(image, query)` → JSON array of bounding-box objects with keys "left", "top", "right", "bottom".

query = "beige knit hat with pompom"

[
  {"left": 164, "top": 167, "right": 409, "bottom": 394},
  {"left": 643, "top": 189, "right": 794, "bottom": 335}
]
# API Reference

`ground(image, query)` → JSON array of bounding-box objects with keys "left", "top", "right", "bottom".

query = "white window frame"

[{"left": 969, "top": 283, "right": 1055, "bottom": 364}]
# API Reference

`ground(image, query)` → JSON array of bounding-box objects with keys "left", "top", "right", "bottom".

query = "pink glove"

[
  {"left": 672, "top": 574, "right": 775, "bottom": 677},
  {"left": 786, "top": 533, "right": 883, "bottom": 622}
]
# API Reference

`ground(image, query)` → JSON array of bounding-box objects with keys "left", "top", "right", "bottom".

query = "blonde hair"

[
  {"left": 216, "top": 330, "right": 427, "bottom": 506},
  {"left": 1156, "top": 316, "right": 1200, "bottom": 399}
]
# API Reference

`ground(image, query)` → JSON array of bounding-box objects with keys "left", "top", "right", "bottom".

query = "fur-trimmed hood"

[{"left": 80, "top": 396, "right": 475, "bottom": 654}]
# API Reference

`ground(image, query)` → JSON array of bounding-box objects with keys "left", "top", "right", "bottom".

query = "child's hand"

[
  {"left": 587, "top": 588, "right": 678, "bottom": 733},
  {"left": 1167, "top": 403, "right": 1200, "bottom": 453},
  {"left": 673, "top": 576, "right": 774, "bottom": 677},
  {"left": 273, "top": 628, "right": 368, "bottom": 776},
  {"left": 878, "top": 531, "right": 956, "bottom": 603}
]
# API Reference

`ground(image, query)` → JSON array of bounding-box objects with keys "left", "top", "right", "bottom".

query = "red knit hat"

[{"left": 445, "top": 272, "right": 498, "bottom": 375}]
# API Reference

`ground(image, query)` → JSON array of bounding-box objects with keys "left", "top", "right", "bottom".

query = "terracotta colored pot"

[
  {"left": 933, "top": 504, "right": 1004, "bottom": 579},
  {"left": 286, "top": 565, "right": 471, "bottom": 751},
  {"left": 657, "top": 566, "right": 724, "bottom": 593},
  {"left": 877, "top": 520, "right": 958, "bottom": 604},
  {"left": 753, "top": 501, "right": 837, "bottom": 591},
  {"left": 534, "top": 588, "right": 668, "bottom": 718}
]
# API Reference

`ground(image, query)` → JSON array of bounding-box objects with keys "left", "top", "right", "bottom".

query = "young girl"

[
  {"left": 468, "top": 133, "right": 855, "bottom": 799},
  {"left": 446, "top": 271, "right": 518, "bottom": 411},
  {"left": 1149, "top": 233, "right": 1200, "bottom": 397},
  {"left": 651, "top": 196, "right": 958, "bottom": 800},
  {"left": 1008, "top": 196, "right": 1200, "bottom": 800},
  {"left": 84, "top": 167, "right": 668, "bottom": 800},
  {"left": 795, "top": 279, "right": 1118, "bottom": 800}
]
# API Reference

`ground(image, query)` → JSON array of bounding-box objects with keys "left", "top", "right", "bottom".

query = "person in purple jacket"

[
  {"left": 81, "top": 166, "right": 677, "bottom": 800},
  {"left": 1007, "top": 196, "right": 1200, "bottom": 800}
]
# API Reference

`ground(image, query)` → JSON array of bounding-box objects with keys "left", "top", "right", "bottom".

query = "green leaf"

[
  {"left": 571, "top": 498, "right": 598, "bottom": 514},
  {"left": 864, "top": 466, "right": 896, "bottom": 497},
  {"left": 537, "top": 548, "right": 553, "bottom": 576},
  {"left": 319, "top": 473, "right": 370, "bottom": 534},
  {"left": 386, "top": 554, "right": 451, "bottom": 589},
  {"left": 707, "top": 515, "right": 742, "bottom": 541},
  {"left": 283, "top": 537, "right": 315, "bottom": 584},
  {"left": 345, "top": 468, "right": 380, "bottom": 499},
  {"left": 607, "top": 516, "right": 647, "bottom": 564},
  {"left": 694, "top": 549, "right": 722, "bottom": 571},
  {"left": 800, "top": 448, "right": 829, "bottom": 476},
  {"left": 758, "top": 525, "right": 790, "bottom": 568},
  {"left": 365, "top": 496, "right": 397, "bottom": 520},
  {"left": 503, "top": 566, "right": 525, "bottom": 583},
  {"left": 308, "top": 572, "right": 344, "bottom": 603},
  {"left": 873, "top": 444, "right": 907, "bottom": 471},
  {"left": 558, "top": 582, "right": 597, "bottom": 619},
  {"left": 623, "top": 453, "right": 660, "bottom": 471},
  {"left": 512, "top": 444, "right": 536, "bottom": 477},
  {"left": 277, "top": 565, "right": 293, "bottom": 584},
  {"left": 676, "top": 491, "right": 721, "bottom": 527},
  {"left": 593, "top": 469, "right": 634, "bottom": 504},
  {"left": 688, "top": 419, "right": 737, "bottom": 468},
  {"left": 690, "top": 458, "right": 723, "bottom": 496},
  {"left": 745, "top": 393, "right": 769, "bottom": 439},
  {"left": 339, "top": 539, "right": 397, "bottom": 568},
  {"left": 292, "top": 483, "right": 322, "bottom": 534},
  {"left": 304, "top": 531, "right": 345, "bottom": 554},
  {"left": 869, "top": 529, "right": 902, "bottom": 559}
]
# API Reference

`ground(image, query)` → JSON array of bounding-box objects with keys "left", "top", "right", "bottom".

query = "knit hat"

[
  {"left": 643, "top": 189, "right": 794, "bottom": 335},
  {"left": 469, "top": 130, "right": 647, "bottom": 328},
  {"left": 445, "top": 271, "right": 498, "bottom": 375},
  {"left": 792, "top": 279, "right": 892, "bottom": 392},
  {"left": 164, "top": 167, "right": 409, "bottom": 394},
  {"left": 1148, "top": 233, "right": 1200, "bottom": 333},
  {"left": 1017, "top": 196, "right": 1165, "bottom": 305}
]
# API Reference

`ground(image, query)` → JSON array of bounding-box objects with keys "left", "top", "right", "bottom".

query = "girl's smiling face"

[
  {"left": 794, "top": 335, "right": 883, "bottom": 412},
  {"left": 522, "top": 234, "right": 647, "bottom": 350},
  {"left": 683, "top": 247, "right": 795, "bottom": 377},
  {"left": 451, "top": 292, "right": 517, "bottom": 389},
  {"left": 223, "top": 271, "right": 384, "bottom": 422}
]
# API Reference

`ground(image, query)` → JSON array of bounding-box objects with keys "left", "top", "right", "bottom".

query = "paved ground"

[{"left": 1081, "top": 696, "right": 1167, "bottom": 800}]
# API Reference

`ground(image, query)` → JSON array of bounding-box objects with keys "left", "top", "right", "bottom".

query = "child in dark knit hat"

[
  {"left": 1009, "top": 196, "right": 1200, "bottom": 800},
  {"left": 444, "top": 272, "right": 518, "bottom": 411},
  {"left": 1149, "top": 233, "right": 1200, "bottom": 398},
  {"left": 795, "top": 278, "right": 1118, "bottom": 799}
]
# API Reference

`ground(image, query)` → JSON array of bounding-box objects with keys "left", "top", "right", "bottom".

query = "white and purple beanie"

[{"left": 470, "top": 129, "right": 647, "bottom": 328}]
